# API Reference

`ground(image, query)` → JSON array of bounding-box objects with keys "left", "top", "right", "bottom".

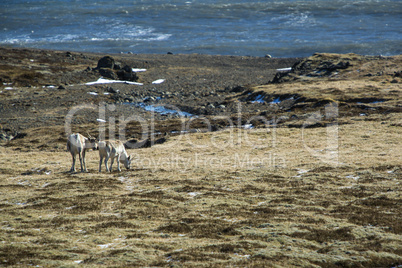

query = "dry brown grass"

[{"left": 1, "top": 113, "right": 401, "bottom": 267}]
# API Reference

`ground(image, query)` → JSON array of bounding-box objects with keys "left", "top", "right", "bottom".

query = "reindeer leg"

[
  {"left": 117, "top": 155, "right": 121, "bottom": 172},
  {"left": 78, "top": 152, "right": 84, "bottom": 172},
  {"left": 82, "top": 149, "right": 87, "bottom": 172},
  {"left": 109, "top": 156, "right": 114, "bottom": 172},
  {"left": 105, "top": 155, "right": 110, "bottom": 172},
  {"left": 71, "top": 154, "right": 76, "bottom": 172},
  {"left": 99, "top": 156, "right": 103, "bottom": 172}
]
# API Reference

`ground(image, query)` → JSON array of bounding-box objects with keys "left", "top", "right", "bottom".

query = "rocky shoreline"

[
  {"left": 0, "top": 47, "right": 401, "bottom": 149},
  {"left": 0, "top": 47, "right": 298, "bottom": 141}
]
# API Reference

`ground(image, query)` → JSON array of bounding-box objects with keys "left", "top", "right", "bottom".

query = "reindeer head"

[
  {"left": 86, "top": 132, "right": 99, "bottom": 150},
  {"left": 123, "top": 155, "right": 132, "bottom": 170}
]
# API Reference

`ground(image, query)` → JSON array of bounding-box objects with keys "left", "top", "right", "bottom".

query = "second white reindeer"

[{"left": 99, "top": 140, "right": 132, "bottom": 172}]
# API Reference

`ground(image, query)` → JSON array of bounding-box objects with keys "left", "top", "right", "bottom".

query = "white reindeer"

[
  {"left": 98, "top": 140, "right": 132, "bottom": 172},
  {"left": 67, "top": 133, "right": 98, "bottom": 172}
]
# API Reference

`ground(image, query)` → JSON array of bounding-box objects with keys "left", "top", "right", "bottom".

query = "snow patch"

[
  {"left": 85, "top": 77, "right": 143, "bottom": 86},
  {"left": 132, "top": 68, "right": 147, "bottom": 72},
  {"left": 152, "top": 79, "right": 165, "bottom": 84},
  {"left": 242, "top": 124, "right": 254, "bottom": 129},
  {"left": 276, "top": 67, "right": 292, "bottom": 72},
  {"left": 188, "top": 192, "right": 201, "bottom": 197},
  {"left": 98, "top": 243, "right": 114, "bottom": 249}
]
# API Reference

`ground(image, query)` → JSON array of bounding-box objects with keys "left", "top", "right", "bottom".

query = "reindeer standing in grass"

[
  {"left": 67, "top": 133, "right": 98, "bottom": 172},
  {"left": 98, "top": 140, "right": 132, "bottom": 172}
]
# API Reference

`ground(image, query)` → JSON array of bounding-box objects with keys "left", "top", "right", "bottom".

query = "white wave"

[{"left": 271, "top": 12, "right": 318, "bottom": 27}]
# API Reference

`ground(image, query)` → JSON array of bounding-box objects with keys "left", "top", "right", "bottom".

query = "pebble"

[
  {"left": 107, "top": 87, "right": 119, "bottom": 94},
  {"left": 124, "top": 96, "right": 135, "bottom": 102}
]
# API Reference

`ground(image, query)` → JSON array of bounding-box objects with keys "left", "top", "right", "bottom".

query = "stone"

[
  {"left": 107, "top": 87, "right": 119, "bottom": 94},
  {"left": 144, "top": 96, "right": 156, "bottom": 102},
  {"left": 116, "top": 65, "right": 138, "bottom": 81},
  {"left": 124, "top": 96, "right": 135, "bottom": 102},
  {"left": 97, "top": 56, "right": 115, "bottom": 69},
  {"left": 99, "top": 68, "right": 118, "bottom": 80},
  {"left": 114, "top": 62, "right": 122, "bottom": 70},
  {"left": 276, "top": 115, "right": 290, "bottom": 123},
  {"left": 0, "top": 133, "right": 8, "bottom": 140}
]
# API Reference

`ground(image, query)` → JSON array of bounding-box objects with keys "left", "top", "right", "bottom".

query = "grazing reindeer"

[
  {"left": 98, "top": 140, "right": 132, "bottom": 172},
  {"left": 67, "top": 133, "right": 98, "bottom": 172}
]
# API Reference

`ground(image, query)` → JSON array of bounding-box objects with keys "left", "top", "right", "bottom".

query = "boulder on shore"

[
  {"left": 97, "top": 56, "right": 115, "bottom": 69},
  {"left": 96, "top": 56, "right": 139, "bottom": 82}
]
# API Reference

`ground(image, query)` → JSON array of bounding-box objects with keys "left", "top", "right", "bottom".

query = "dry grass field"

[
  {"left": 1, "top": 114, "right": 401, "bottom": 267},
  {"left": 0, "top": 50, "right": 401, "bottom": 267}
]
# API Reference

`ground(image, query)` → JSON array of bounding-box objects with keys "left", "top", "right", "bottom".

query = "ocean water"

[{"left": 0, "top": 0, "right": 401, "bottom": 57}]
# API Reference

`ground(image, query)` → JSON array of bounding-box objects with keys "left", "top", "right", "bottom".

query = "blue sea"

[{"left": 1, "top": 0, "right": 401, "bottom": 57}]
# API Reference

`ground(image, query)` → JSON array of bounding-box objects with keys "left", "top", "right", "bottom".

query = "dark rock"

[
  {"left": 271, "top": 72, "right": 290, "bottom": 83},
  {"left": 0, "top": 133, "right": 9, "bottom": 140},
  {"left": 114, "top": 62, "right": 122, "bottom": 70},
  {"left": 97, "top": 56, "right": 115, "bottom": 69},
  {"left": 122, "top": 65, "right": 132, "bottom": 73},
  {"left": 0, "top": 132, "right": 27, "bottom": 141},
  {"left": 13, "top": 132, "right": 27, "bottom": 140},
  {"left": 107, "top": 87, "right": 119, "bottom": 94},
  {"left": 231, "top": 86, "right": 246, "bottom": 93},
  {"left": 116, "top": 65, "right": 138, "bottom": 82},
  {"left": 271, "top": 53, "right": 355, "bottom": 83},
  {"left": 125, "top": 136, "right": 167, "bottom": 149},
  {"left": 58, "top": 85, "right": 66, "bottom": 90},
  {"left": 99, "top": 68, "right": 118, "bottom": 80}
]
